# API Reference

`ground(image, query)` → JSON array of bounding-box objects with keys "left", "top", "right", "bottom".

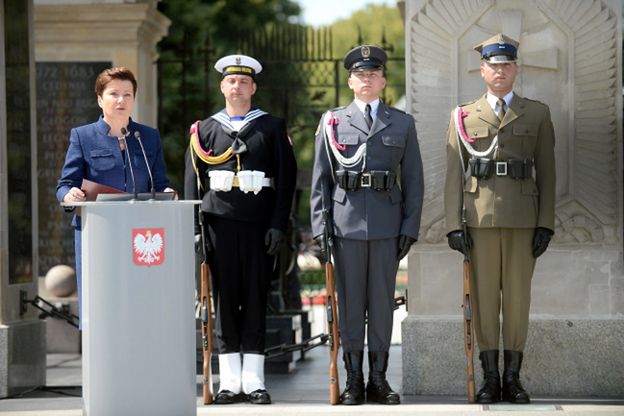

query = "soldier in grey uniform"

[
  {"left": 444, "top": 34, "right": 556, "bottom": 404},
  {"left": 311, "top": 45, "right": 424, "bottom": 405}
]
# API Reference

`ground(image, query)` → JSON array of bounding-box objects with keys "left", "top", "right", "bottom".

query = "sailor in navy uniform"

[
  {"left": 184, "top": 54, "right": 297, "bottom": 405},
  {"left": 310, "top": 45, "right": 424, "bottom": 405}
]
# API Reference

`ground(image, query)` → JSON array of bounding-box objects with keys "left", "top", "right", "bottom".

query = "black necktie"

[
  {"left": 497, "top": 98, "right": 506, "bottom": 121},
  {"left": 364, "top": 104, "right": 373, "bottom": 129}
]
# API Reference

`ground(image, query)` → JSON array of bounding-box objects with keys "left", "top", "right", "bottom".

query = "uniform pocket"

[
  {"left": 513, "top": 124, "right": 538, "bottom": 137},
  {"left": 90, "top": 148, "right": 115, "bottom": 171},
  {"left": 521, "top": 181, "right": 539, "bottom": 195},
  {"left": 338, "top": 134, "right": 359, "bottom": 145},
  {"left": 381, "top": 135, "right": 406, "bottom": 148},
  {"left": 465, "top": 126, "right": 489, "bottom": 140}
]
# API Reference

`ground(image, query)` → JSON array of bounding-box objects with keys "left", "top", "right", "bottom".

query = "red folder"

[{"left": 81, "top": 179, "right": 126, "bottom": 201}]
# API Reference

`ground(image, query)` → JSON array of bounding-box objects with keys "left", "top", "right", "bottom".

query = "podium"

[{"left": 67, "top": 200, "right": 199, "bottom": 416}]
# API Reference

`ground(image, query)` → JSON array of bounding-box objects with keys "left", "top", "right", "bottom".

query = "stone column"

[
  {"left": 403, "top": 0, "right": 624, "bottom": 397},
  {"left": 0, "top": 0, "right": 46, "bottom": 399}
]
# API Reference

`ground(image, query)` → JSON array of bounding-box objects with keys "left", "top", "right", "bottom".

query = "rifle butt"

[
  {"left": 329, "top": 364, "right": 340, "bottom": 405},
  {"left": 462, "top": 259, "right": 476, "bottom": 404},
  {"left": 467, "top": 374, "right": 475, "bottom": 403},
  {"left": 201, "top": 261, "right": 214, "bottom": 405},
  {"left": 202, "top": 352, "right": 214, "bottom": 404},
  {"left": 325, "top": 261, "right": 341, "bottom": 404}
]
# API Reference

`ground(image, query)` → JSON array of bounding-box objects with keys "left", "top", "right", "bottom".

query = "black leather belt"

[
  {"left": 469, "top": 158, "right": 533, "bottom": 180},
  {"left": 336, "top": 170, "right": 396, "bottom": 191}
]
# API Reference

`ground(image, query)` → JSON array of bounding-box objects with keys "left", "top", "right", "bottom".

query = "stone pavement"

[{"left": 0, "top": 344, "right": 623, "bottom": 415}]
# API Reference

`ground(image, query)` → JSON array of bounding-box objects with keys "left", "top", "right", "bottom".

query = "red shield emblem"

[{"left": 132, "top": 228, "right": 165, "bottom": 266}]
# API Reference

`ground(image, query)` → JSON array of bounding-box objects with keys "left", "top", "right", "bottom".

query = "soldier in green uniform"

[{"left": 444, "top": 34, "right": 556, "bottom": 404}]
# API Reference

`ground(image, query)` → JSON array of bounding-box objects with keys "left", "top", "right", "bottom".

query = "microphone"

[
  {"left": 134, "top": 130, "right": 156, "bottom": 200},
  {"left": 120, "top": 127, "right": 138, "bottom": 199}
]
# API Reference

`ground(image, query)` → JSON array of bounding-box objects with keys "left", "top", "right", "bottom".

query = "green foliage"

[
  {"left": 331, "top": 4, "right": 405, "bottom": 107},
  {"left": 299, "top": 269, "right": 326, "bottom": 285}
]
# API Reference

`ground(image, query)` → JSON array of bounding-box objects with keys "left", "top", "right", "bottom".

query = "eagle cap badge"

[
  {"left": 133, "top": 228, "right": 165, "bottom": 266},
  {"left": 361, "top": 46, "right": 370, "bottom": 58},
  {"left": 235, "top": 56, "right": 242, "bottom": 65}
]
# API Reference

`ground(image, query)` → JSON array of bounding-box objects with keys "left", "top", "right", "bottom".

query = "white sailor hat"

[{"left": 214, "top": 54, "right": 262, "bottom": 78}]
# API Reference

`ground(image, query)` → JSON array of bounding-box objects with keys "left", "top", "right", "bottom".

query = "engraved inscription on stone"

[{"left": 36, "top": 62, "right": 111, "bottom": 274}]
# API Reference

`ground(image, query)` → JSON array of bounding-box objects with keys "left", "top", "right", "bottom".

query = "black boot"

[
  {"left": 366, "top": 351, "right": 400, "bottom": 405},
  {"left": 476, "top": 350, "right": 501, "bottom": 404},
  {"left": 340, "top": 351, "right": 365, "bottom": 405},
  {"left": 502, "top": 350, "right": 530, "bottom": 404}
]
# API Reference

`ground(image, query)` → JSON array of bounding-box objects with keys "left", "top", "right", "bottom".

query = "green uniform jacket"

[{"left": 444, "top": 93, "right": 556, "bottom": 233}]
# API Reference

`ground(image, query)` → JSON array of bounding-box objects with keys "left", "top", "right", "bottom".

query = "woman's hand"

[
  {"left": 164, "top": 187, "right": 178, "bottom": 200},
  {"left": 64, "top": 187, "right": 86, "bottom": 203}
]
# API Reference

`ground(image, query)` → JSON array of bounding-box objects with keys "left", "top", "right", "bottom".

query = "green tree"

[{"left": 331, "top": 4, "right": 405, "bottom": 107}]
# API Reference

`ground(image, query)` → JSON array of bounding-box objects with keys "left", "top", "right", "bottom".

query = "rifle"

[
  {"left": 462, "top": 214, "right": 476, "bottom": 403},
  {"left": 199, "top": 210, "right": 214, "bottom": 404},
  {"left": 322, "top": 209, "right": 340, "bottom": 405}
]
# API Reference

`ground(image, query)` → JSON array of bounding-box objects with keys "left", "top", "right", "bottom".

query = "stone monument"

[{"left": 402, "top": 0, "right": 623, "bottom": 397}]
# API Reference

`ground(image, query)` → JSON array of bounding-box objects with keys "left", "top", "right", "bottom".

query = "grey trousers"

[{"left": 333, "top": 237, "right": 399, "bottom": 352}]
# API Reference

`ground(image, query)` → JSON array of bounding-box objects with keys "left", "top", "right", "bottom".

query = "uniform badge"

[
  {"left": 361, "top": 46, "right": 370, "bottom": 58},
  {"left": 236, "top": 57, "right": 242, "bottom": 65},
  {"left": 133, "top": 228, "right": 165, "bottom": 266}
]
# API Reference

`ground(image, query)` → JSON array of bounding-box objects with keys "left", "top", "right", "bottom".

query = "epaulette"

[
  {"left": 386, "top": 106, "right": 407, "bottom": 115},
  {"left": 329, "top": 106, "right": 346, "bottom": 113},
  {"left": 520, "top": 96, "right": 548, "bottom": 107},
  {"left": 457, "top": 98, "right": 478, "bottom": 107}
]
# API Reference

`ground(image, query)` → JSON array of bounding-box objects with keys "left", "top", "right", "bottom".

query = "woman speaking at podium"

[{"left": 56, "top": 67, "right": 174, "bottom": 326}]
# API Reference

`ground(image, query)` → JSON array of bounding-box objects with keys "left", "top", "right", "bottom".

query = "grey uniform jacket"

[{"left": 310, "top": 101, "right": 424, "bottom": 241}]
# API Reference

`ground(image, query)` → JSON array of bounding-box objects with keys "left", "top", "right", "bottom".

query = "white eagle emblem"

[{"left": 133, "top": 229, "right": 164, "bottom": 265}]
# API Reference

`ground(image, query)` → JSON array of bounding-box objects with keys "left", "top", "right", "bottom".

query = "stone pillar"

[
  {"left": 403, "top": 0, "right": 624, "bottom": 397},
  {"left": 0, "top": 0, "right": 46, "bottom": 398},
  {"left": 34, "top": 0, "right": 170, "bottom": 127}
]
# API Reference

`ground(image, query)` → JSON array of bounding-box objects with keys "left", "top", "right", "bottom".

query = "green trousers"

[{"left": 469, "top": 227, "right": 536, "bottom": 351}]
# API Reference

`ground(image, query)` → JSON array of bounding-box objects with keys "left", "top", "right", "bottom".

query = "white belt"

[
  {"left": 232, "top": 176, "right": 274, "bottom": 188},
  {"left": 208, "top": 170, "right": 274, "bottom": 194}
]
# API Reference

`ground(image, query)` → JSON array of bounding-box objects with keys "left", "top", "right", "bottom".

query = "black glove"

[
  {"left": 532, "top": 227, "right": 554, "bottom": 258},
  {"left": 314, "top": 235, "right": 329, "bottom": 264},
  {"left": 194, "top": 233, "right": 212, "bottom": 254},
  {"left": 447, "top": 230, "right": 473, "bottom": 256},
  {"left": 265, "top": 228, "right": 284, "bottom": 256},
  {"left": 397, "top": 235, "right": 416, "bottom": 260}
]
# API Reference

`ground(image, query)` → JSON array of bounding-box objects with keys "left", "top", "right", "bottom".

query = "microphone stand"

[
  {"left": 134, "top": 130, "right": 156, "bottom": 200},
  {"left": 120, "top": 127, "right": 138, "bottom": 200}
]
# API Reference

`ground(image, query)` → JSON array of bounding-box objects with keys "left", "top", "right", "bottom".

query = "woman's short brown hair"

[{"left": 94, "top": 67, "right": 138, "bottom": 97}]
